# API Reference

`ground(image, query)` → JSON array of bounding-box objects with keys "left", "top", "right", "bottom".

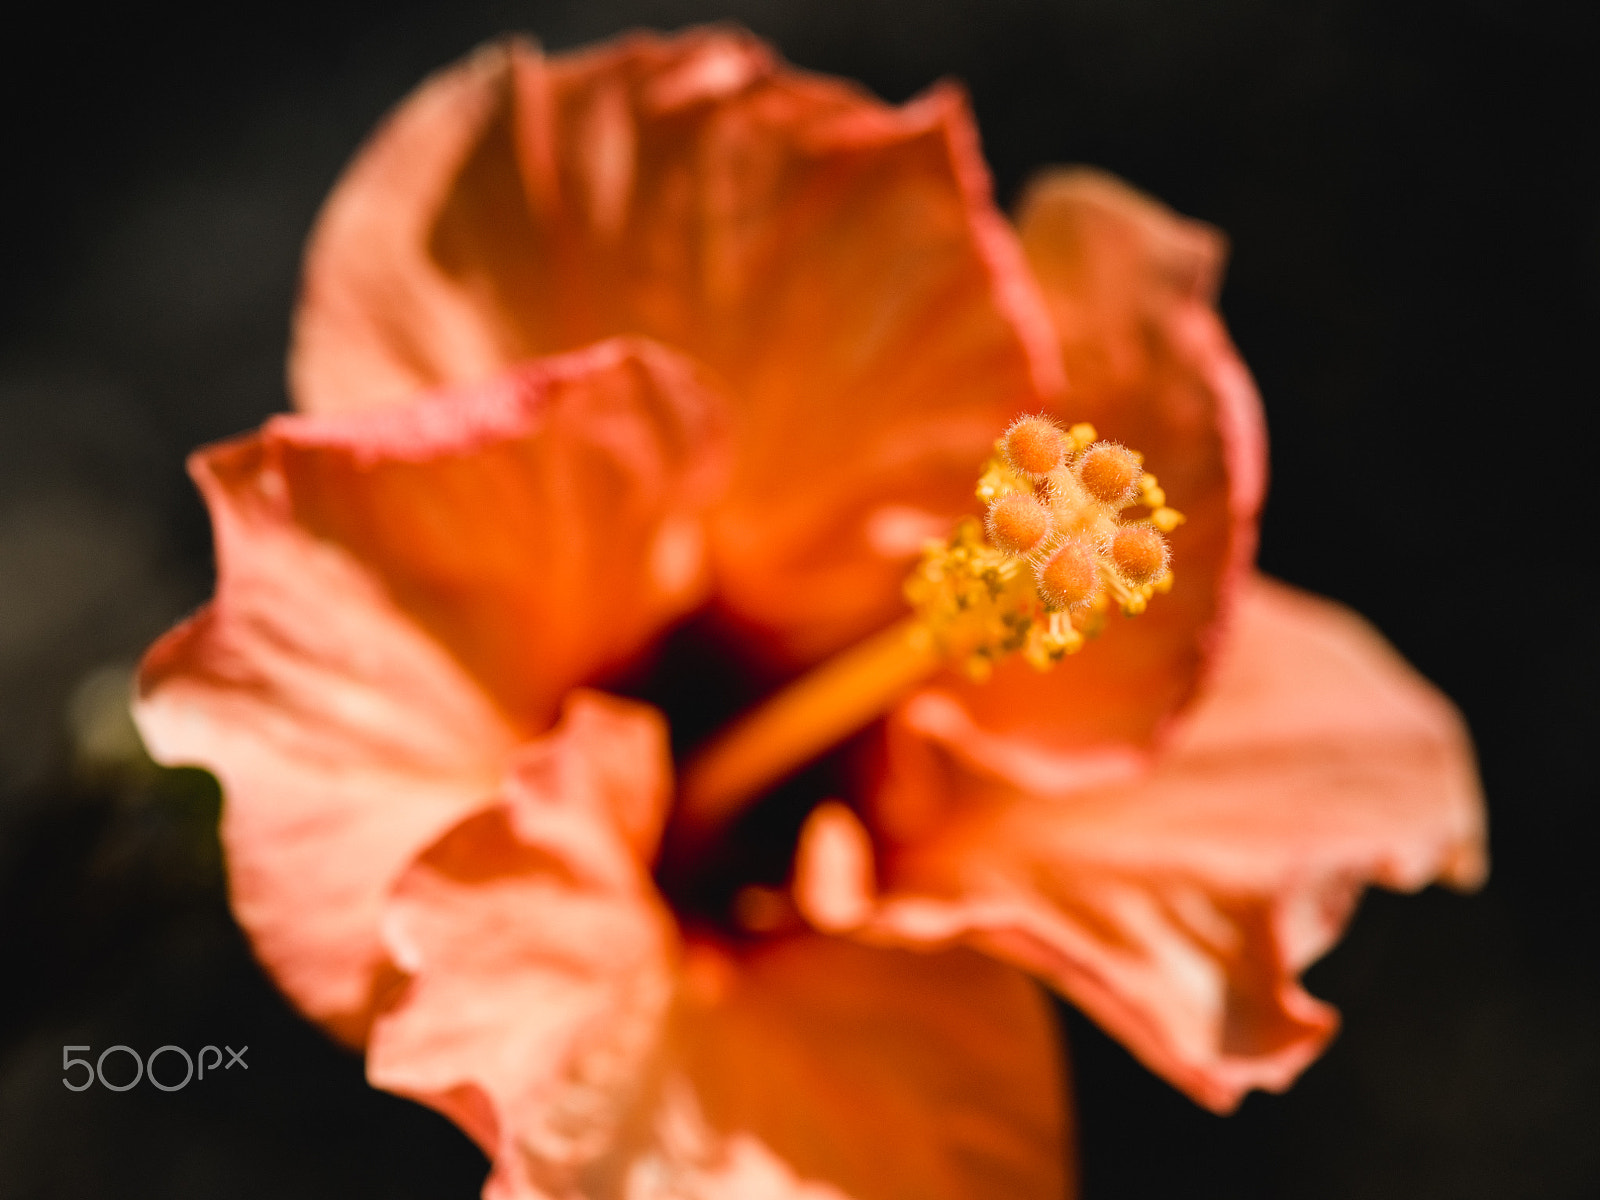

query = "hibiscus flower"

[{"left": 135, "top": 26, "right": 1485, "bottom": 1200}]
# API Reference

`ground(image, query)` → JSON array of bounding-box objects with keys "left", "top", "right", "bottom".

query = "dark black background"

[{"left": 2, "top": 1, "right": 1596, "bottom": 1196}]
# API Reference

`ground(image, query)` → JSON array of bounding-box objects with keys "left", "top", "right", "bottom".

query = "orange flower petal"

[
  {"left": 677, "top": 936, "right": 1069, "bottom": 1200},
  {"left": 135, "top": 339, "right": 724, "bottom": 1042},
  {"left": 266, "top": 337, "right": 721, "bottom": 730},
  {"left": 821, "top": 575, "right": 1484, "bottom": 1112},
  {"left": 371, "top": 696, "right": 1069, "bottom": 1200},
  {"left": 367, "top": 692, "right": 682, "bottom": 1197},
  {"left": 290, "top": 28, "right": 1062, "bottom": 663},
  {"left": 935, "top": 167, "right": 1268, "bottom": 763}
]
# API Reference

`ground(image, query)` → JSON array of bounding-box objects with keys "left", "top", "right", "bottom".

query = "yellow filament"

[{"left": 676, "top": 618, "right": 938, "bottom": 841}]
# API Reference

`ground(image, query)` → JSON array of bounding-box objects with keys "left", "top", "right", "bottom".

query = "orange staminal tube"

[{"left": 674, "top": 416, "right": 1183, "bottom": 850}]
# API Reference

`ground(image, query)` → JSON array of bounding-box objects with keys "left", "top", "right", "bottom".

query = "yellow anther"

[
  {"left": 1023, "top": 611, "right": 1085, "bottom": 670},
  {"left": 905, "top": 417, "right": 1185, "bottom": 676},
  {"left": 1151, "top": 506, "right": 1186, "bottom": 533},
  {"left": 1002, "top": 414, "right": 1066, "bottom": 478},
  {"left": 1042, "top": 468, "right": 1108, "bottom": 543}
]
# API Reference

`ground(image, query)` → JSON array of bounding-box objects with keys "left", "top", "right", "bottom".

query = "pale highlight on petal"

[
  {"left": 793, "top": 801, "right": 876, "bottom": 933},
  {"left": 828, "top": 575, "right": 1484, "bottom": 1111},
  {"left": 371, "top": 697, "right": 1070, "bottom": 1200}
]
